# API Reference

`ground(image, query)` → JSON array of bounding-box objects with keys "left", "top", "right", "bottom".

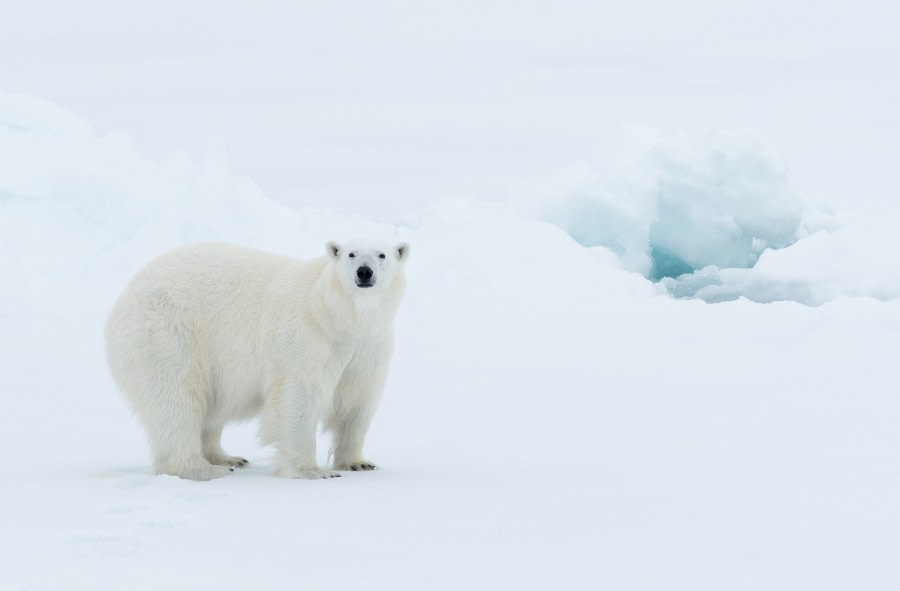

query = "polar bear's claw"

[
  {"left": 339, "top": 461, "right": 377, "bottom": 471},
  {"left": 207, "top": 454, "right": 249, "bottom": 468}
]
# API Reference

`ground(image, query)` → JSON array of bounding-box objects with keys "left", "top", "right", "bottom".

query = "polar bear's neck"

[{"left": 310, "top": 265, "right": 403, "bottom": 344}]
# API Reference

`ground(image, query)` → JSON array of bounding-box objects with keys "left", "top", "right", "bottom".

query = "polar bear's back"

[
  {"left": 105, "top": 242, "right": 323, "bottom": 414},
  {"left": 123, "top": 241, "right": 300, "bottom": 303},
  {"left": 107, "top": 241, "right": 303, "bottom": 331}
]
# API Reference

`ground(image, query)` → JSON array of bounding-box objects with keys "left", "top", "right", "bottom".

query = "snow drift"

[{"left": 534, "top": 130, "right": 899, "bottom": 305}]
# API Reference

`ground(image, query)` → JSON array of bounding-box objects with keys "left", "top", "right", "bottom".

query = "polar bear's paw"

[
  {"left": 277, "top": 467, "right": 342, "bottom": 479},
  {"left": 211, "top": 456, "right": 249, "bottom": 468},
  {"left": 336, "top": 461, "right": 377, "bottom": 472}
]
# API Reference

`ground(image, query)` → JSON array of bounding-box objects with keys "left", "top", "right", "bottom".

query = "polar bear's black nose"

[{"left": 356, "top": 266, "right": 374, "bottom": 285}]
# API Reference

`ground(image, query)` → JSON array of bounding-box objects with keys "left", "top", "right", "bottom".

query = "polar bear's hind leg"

[{"left": 136, "top": 378, "right": 231, "bottom": 481}]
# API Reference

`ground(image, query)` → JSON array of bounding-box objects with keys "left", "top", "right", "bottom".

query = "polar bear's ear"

[
  {"left": 326, "top": 241, "right": 341, "bottom": 259},
  {"left": 395, "top": 242, "right": 410, "bottom": 261}
]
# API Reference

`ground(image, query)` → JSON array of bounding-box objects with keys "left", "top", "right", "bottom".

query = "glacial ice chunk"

[{"left": 541, "top": 131, "right": 805, "bottom": 282}]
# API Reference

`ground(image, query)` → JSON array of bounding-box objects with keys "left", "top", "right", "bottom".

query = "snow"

[
  {"left": 538, "top": 131, "right": 805, "bottom": 277},
  {"left": 2, "top": 2, "right": 900, "bottom": 589},
  {"left": 533, "top": 130, "right": 900, "bottom": 304}
]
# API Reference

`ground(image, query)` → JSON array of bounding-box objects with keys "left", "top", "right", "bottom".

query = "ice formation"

[{"left": 544, "top": 131, "right": 805, "bottom": 280}]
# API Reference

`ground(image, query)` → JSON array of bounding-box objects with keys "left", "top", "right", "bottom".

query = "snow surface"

[{"left": 3, "top": 3, "right": 900, "bottom": 589}]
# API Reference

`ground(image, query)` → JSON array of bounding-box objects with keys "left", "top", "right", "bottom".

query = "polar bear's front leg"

[
  {"left": 273, "top": 378, "right": 341, "bottom": 480},
  {"left": 328, "top": 342, "right": 393, "bottom": 471},
  {"left": 202, "top": 424, "right": 249, "bottom": 468},
  {"left": 329, "top": 402, "right": 379, "bottom": 472}
]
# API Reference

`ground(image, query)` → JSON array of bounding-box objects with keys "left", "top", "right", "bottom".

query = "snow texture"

[{"left": 2, "top": 3, "right": 900, "bottom": 589}]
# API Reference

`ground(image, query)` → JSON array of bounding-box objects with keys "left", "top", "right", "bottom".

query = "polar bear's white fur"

[{"left": 105, "top": 240, "right": 409, "bottom": 480}]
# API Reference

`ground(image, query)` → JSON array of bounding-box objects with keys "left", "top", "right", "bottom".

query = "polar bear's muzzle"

[{"left": 355, "top": 265, "right": 375, "bottom": 288}]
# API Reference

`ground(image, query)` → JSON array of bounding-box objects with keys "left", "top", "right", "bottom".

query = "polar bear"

[{"left": 105, "top": 240, "right": 409, "bottom": 480}]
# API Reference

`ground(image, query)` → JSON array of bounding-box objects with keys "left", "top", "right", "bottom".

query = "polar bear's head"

[{"left": 326, "top": 239, "right": 410, "bottom": 295}]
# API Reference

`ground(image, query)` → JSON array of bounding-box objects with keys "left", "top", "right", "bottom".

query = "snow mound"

[
  {"left": 661, "top": 213, "right": 900, "bottom": 305},
  {"left": 536, "top": 130, "right": 900, "bottom": 304},
  {"left": 645, "top": 132, "right": 803, "bottom": 280},
  {"left": 542, "top": 131, "right": 804, "bottom": 279}
]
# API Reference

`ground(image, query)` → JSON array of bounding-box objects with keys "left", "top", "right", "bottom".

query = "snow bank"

[
  {"left": 5, "top": 89, "right": 896, "bottom": 308},
  {"left": 668, "top": 211, "right": 900, "bottom": 305},
  {"left": 539, "top": 131, "right": 803, "bottom": 278},
  {"left": 534, "top": 130, "right": 900, "bottom": 304}
]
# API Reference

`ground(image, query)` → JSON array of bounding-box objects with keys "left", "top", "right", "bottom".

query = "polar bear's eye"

[
  {"left": 379, "top": 253, "right": 386, "bottom": 259},
  {"left": 349, "top": 253, "right": 355, "bottom": 258}
]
